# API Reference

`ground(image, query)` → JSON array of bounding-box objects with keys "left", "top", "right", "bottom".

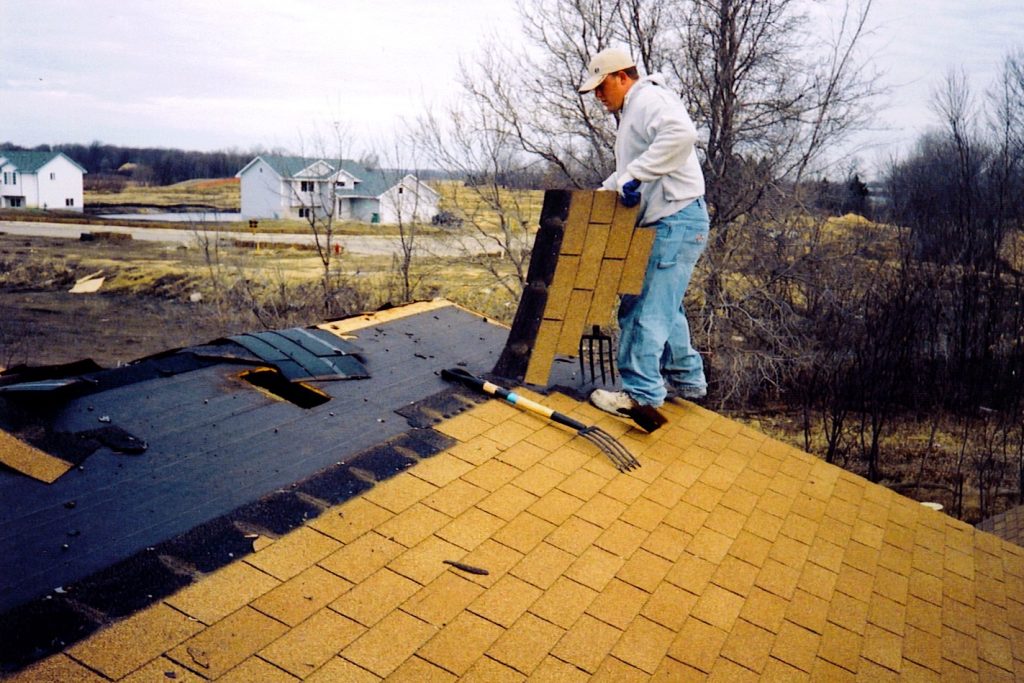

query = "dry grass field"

[
  {"left": 85, "top": 177, "right": 242, "bottom": 210},
  {"left": 0, "top": 175, "right": 540, "bottom": 368}
]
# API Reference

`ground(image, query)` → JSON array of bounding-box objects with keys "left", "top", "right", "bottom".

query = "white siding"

[
  {"left": 378, "top": 176, "right": 439, "bottom": 225},
  {"left": 0, "top": 160, "right": 21, "bottom": 208},
  {"left": 239, "top": 158, "right": 290, "bottom": 219},
  {"left": 35, "top": 157, "right": 85, "bottom": 212},
  {"left": 0, "top": 155, "right": 84, "bottom": 212}
]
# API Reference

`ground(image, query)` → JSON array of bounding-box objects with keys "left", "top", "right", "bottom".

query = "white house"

[
  {"left": 0, "top": 151, "right": 86, "bottom": 212},
  {"left": 236, "top": 155, "right": 440, "bottom": 225}
]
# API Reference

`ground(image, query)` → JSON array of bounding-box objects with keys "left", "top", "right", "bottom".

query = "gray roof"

[
  {"left": 0, "top": 304, "right": 507, "bottom": 630},
  {"left": 242, "top": 155, "right": 419, "bottom": 199},
  {"left": 0, "top": 150, "right": 86, "bottom": 174}
]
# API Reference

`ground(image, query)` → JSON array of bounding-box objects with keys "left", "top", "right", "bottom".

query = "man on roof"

[{"left": 579, "top": 47, "right": 710, "bottom": 432}]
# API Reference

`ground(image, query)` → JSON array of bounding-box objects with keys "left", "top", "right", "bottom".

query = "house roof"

[
  {"left": 0, "top": 150, "right": 87, "bottom": 174},
  {"left": 2, "top": 301, "right": 1024, "bottom": 680},
  {"left": 0, "top": 300, "right": 506, "bottom": 659},
  {"left": 238, "top": 155, "right": 431, "bottom": 200}
]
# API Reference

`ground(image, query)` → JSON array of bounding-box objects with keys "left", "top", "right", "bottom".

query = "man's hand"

[{"left": 616, "top": 175, "right": 641, "bottom": 208}]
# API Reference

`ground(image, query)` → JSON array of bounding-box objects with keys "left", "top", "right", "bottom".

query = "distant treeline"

[
  {"left": 1, "top": 141, "right": 258, "bottom": 185},
  {"left": 0, "top": 141, "right": 459, "bottom": 187}
]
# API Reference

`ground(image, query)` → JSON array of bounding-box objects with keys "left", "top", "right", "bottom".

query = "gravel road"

[{"left": 0, "top": 220, "right": 490, "bottom": 257}]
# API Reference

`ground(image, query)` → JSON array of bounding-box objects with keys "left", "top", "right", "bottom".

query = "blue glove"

[{"left": 620, "top": 178, "right": 641, "bottom": 208}]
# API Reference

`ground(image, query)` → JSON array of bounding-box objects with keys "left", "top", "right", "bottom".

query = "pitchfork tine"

[{"left": 581, "top": 426, "right": 639, "bottom": 471}]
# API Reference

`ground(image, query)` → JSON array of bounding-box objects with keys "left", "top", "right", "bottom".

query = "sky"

[{"left": 2, "top": 0, "right": 1022, "bottom": 175}]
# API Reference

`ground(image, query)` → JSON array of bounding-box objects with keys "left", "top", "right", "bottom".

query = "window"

[
  {"left": 12, "top": 173, "right": 16, "bottom": 183},
  {"left": 299, "top": 207, "right": 311, "bottom": 218},
  {"left": 10, "top": 197, "right": 22, "bottom": 207},
  {"left": 2, "top": 172, "right": 6, "bottom": 184},
  {"left": 338, "top": 181, "right": 346, "bottom": 187},
  {"left": 65, "top": 198, "right": 74, "bottom": 207},
  {"left": 301, "top": 180, "right": 315, "bottom": 192},
  {"left": 50, "top": 172, "right": 56, "bottom": 180},
  {"left": 398, "top": 186, "right": 404, "bottom": 194}
]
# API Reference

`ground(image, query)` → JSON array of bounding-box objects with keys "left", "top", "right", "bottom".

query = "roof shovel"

[{"left": 441, "top": 367, "right": 640, "bottom": 472}]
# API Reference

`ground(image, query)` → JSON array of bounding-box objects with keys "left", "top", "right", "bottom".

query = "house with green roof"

[
  {"left": 236, "top": 155, "right": 439, "bottom": 225},
  {"left": 0, "top": 151, "right": 86, "bottom": 212}
]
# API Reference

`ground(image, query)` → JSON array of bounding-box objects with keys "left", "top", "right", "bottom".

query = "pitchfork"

[
  {"left": 579, "top": 325, "right": 616, "bottom": 385},
  {"left": 441, "top": 368, "right": 640, "bottom": 472}
]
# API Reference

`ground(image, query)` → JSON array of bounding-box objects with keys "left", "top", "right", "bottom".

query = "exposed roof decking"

[
  {"left": 0, "top": 302, "right": 507, "bottom": 618},
  {"left": 10, "top": 394, "right": 1024, "bottom": 681}
]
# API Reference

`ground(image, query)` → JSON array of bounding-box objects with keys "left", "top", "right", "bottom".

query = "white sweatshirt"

[{"left": 601, "top": 74, "right": 706, "bottom": 225}]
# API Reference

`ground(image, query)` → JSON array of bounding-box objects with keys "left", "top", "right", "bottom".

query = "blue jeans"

[{"left": 617, "top": 197, "right": 709, "bottom": 406}]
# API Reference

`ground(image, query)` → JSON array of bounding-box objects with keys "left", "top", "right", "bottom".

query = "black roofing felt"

[{"left": 0, "top": 304, "right": 506, "bottom": 670}]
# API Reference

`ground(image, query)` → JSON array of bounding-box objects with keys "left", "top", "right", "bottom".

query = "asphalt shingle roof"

[
  {"left": 0, "top": 301, "right": 507, "bottom": 656},
  {"left": 0, "top": 151, "right": 86, "bottom": 174},
  {"left": 253, "top": 155, "right": 404, "bottom": 198},
  {"left": 7, "top": 337, "right": 1024, "bottom": 680}
]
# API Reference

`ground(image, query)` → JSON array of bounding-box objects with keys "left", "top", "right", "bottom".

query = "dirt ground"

[
  {"left": 0, "top": 289, "right": 245, "bottom": 369},
  {"left": 0, "top": 232, "right": 260, "bottom": 369}
]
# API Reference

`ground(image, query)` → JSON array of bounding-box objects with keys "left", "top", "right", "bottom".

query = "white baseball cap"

[{"left": 578, "top": 48, "right": 636, "bottom": 93}]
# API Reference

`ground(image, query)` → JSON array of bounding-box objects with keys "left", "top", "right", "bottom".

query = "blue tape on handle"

[{"left": 505, "top": 392, "right": 520, "bottom": 405}]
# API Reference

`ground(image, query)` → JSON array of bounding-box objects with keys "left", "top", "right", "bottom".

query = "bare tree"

[
  {"left": 289, "top": 124, "right": 357, "bottom": 317},
  {"left": 457, "top": 0, "right": 673, "bottom": 188},
  {"left": 376, "top": 135, "right": 437, "bottom": 303},
  {"left": 415, "top": 104, "right": 539, "bottom": 300},
  {"left": 446, "top": 0, "right": 881, "bottom": 403}
]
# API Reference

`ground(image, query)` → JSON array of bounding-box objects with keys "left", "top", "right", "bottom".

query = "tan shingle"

[
  {"left": 434, "top": 506, "right": 505, "bottom": 551},
  {"left": 551, "top": 613, "right": 623, "bottom": 674},
  {"left": 166, "top": 607, "right": 288, "bottom": 679},
  {"left": 340, "top": 610, "right": 436, "bottom": 677},
  {"left": 20, "top": 380, "right": 1024, "bottom": 681},
  {"left": 486, "top": 612, "right": 565, "bottom": 676},
  {"left": 67, "top": 604, "right": 204, "bottom": 680},
  {"left": 165, "top": 562, "right": 280, "bottom": 625},
  {"left": 330, "top": 568, "right": 420, "bottom": 627},
  {"left": 721, "top": 617, "right": 777, "bottom": 674},
  {"left": 387, "top": 534, "right": 467, "bottom": 585},
  {"left": 250, "top": 564, "right": 351, "bottom": 627},
  {"left": 257, "top": 609, "right": 364, "bottom": 677},
  {"left": 401, "top": 570, "right": 483, "bottom": 626},
  {"left": 467, "top": 574, "right": 543, "bottom": 628},
  {"left": 417, "top": 611, "right": 504, "bottom": 675}
]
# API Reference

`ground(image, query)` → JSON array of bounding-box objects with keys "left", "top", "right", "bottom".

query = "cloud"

[{"left": 2, "top": 0, "right": 1017, "bottom": 158}]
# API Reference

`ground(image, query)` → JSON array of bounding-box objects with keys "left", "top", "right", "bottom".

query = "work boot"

[{"left": 590, "top": 389, "right": 667, "bottom": 433}]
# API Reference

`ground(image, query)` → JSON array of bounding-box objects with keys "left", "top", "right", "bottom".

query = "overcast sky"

[{"left": 2, "top": 0, "right": 1022, "bottom": 174}]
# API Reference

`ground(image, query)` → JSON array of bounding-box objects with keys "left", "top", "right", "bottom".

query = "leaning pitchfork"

[
  {"left": 579, "top": 324, "right": 616, "bottom": 384},
  {"left": 441, "top": 368, "right": 640, "bottom": 472}
]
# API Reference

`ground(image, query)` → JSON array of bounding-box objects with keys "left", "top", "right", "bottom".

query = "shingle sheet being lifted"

[{"left": 227, "top": 328, "right": 368, "bottom": 381}]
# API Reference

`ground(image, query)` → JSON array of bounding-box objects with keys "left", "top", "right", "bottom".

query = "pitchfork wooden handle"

[
  {"left": 441, "top": 368, "right": 586, "bottom": 430},
  {"left": 441, "top": 367, "right": 639, "bottom": 472}
]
